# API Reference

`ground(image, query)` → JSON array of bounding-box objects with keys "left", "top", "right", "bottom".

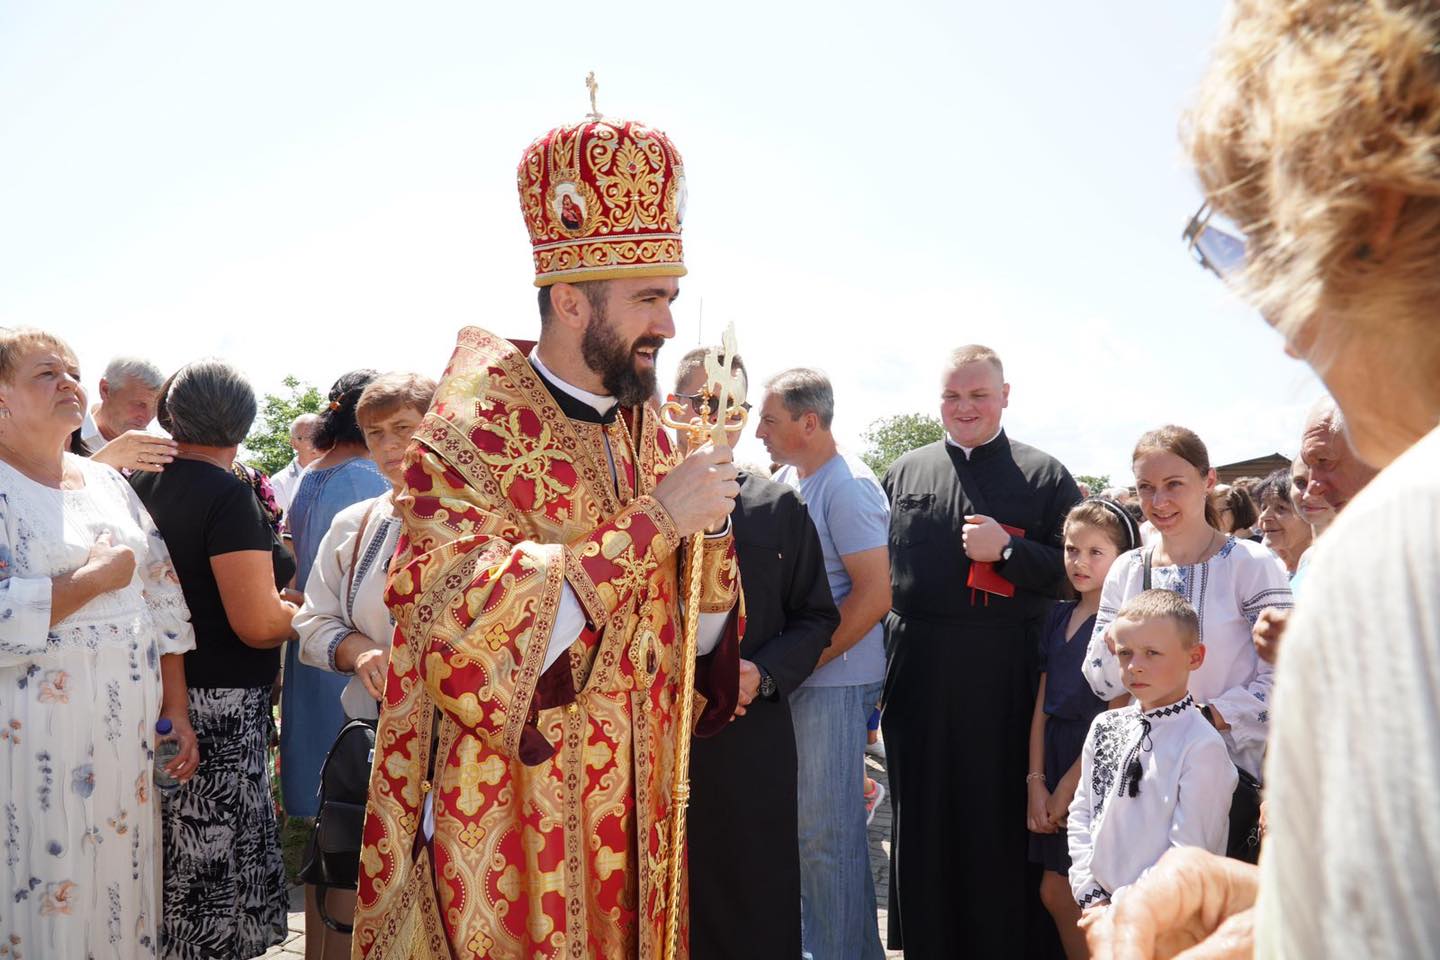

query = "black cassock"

[
  {"left": 688, "top": 472, "right": 839, "bottom": 960},
  {"left": 881, "top": 432, "right": 1081, "bottom": 958}
]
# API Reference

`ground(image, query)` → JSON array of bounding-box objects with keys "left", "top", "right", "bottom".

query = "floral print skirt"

[{"left": 160, "top": 686, "right": 288, "bottom": 960}]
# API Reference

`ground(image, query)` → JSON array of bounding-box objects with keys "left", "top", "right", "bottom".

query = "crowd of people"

[{"left": 4, "top": 1, "right": 1440, "bottom": 958}]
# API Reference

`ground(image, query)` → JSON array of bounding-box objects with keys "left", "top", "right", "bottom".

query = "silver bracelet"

[{"left": 1026, "top": 772, "right": 1046, "bottom": 785}]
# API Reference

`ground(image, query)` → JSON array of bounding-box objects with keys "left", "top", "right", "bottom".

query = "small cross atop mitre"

[{"left": 585, "top": 71, "right": 600, "bottom": 119}]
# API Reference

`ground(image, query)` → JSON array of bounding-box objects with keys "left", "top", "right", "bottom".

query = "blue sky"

[{"left": 0, "top": 1, "right": 1323, "bottom": 482}]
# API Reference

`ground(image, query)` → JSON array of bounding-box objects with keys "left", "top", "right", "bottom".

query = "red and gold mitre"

[{"left": 517, "top": 117, "right": 687, "bottom": 287}]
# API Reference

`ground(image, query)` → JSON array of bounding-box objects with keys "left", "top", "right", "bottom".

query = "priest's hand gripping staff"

[{"left": 657, "top": 322, "right": 747, "bottom": 960}]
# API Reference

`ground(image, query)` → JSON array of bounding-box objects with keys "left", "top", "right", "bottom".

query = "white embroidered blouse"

[
  {"left": 294, "top": 492, "right": 400, "bottom": 721},
  {"left": 1067, "top": 694, "right": 1237, "bottom": 909},
  {"left": 1082, "top": 537, "right": 1292, "bottom": 778}
]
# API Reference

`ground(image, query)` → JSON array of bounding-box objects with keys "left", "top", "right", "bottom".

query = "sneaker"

[
  {"left": 864, "top": 779, "right": 886, "bottom": 826},
  {"left": 865, "top": 738, "right": 887, "bottom": 762}
]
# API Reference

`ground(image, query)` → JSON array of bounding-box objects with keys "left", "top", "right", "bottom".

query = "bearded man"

[{"left": 353, "top": 113, "right": 743, "bottom": 960}]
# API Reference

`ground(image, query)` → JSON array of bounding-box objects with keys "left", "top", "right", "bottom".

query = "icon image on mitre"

[{"left": 551, "top": 182, "right": 589, "bottom": 234}]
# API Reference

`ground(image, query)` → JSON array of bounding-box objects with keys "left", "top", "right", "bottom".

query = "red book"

[{"left": 966, "top": 523, "right": 1026, "bottom": 599}]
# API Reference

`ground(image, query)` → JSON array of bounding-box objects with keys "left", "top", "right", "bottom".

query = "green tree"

[
  {"left": 861, "top": 413, "right": 946, "bottom": 477},
  {"left": 244, "top": 376, "right": 324, "bottom": 476},
  {"left": 1075, "top": 474, "right": 1112, "bottom": 494}
]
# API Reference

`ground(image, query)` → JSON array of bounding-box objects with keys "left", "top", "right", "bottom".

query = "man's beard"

[{"left": 581, "top": 305, "right": 663, "bottom": 407}]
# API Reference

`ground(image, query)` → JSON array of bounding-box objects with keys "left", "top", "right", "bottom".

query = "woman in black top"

[{"left": 131, "top": 360, "right": 298, "bottom": 960}]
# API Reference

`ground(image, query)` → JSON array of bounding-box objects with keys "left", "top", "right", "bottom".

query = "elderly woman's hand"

[
  {"left": 353, "top": 646, "right": 389, "bottom": 700},
  {"left": 161, "top": 710, "right": 201, "bottom": 784},
  {"left": 91, "top": 430, "right": 177, "bottom": 473},
  {"left": 1085, "top": 847, "right": 1258, "bottom": 959}
]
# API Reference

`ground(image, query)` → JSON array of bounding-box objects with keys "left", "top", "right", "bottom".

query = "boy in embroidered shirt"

[{"left": 1067, "top": 589, "right": 1237, "bottom": 916}]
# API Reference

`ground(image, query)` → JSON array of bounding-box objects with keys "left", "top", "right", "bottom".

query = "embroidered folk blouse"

[
  {"left": 1082, "top": 537, "right": 1292, "bottom": 778},
  {"left": 295, "top": 492, "right": 400, "bottom": 721},
  {"left": 1067, "top": 695, "right": 1236, "bottom": 909}
]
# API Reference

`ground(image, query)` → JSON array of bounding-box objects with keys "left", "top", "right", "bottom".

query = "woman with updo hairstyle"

[
  {"left": 278, "top": 369, "right": 388, "bottom": 827},
  {"left": 130, "top": 358, "right": 296, "bottom": 958},
  {"left": 1082, "top": 425, "right": 1292, "bottom": 784},
  {"left": 1085, "top": 2, "right": 1440, "bottom": 956},
  {"left": 0, "top": 328, "right": 195, "bottom": 959}
]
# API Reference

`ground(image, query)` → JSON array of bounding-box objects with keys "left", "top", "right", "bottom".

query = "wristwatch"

[
  {"left": 999, "top": 536, "right": 1015, "bottom": 564},
  {"left": 757, "top": 664, "right": 778, "bottom": 700}
]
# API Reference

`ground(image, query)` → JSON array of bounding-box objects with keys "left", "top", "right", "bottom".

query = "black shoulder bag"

[{"left": 1142, "top": 547, "right": 1263, "bottom": 864}]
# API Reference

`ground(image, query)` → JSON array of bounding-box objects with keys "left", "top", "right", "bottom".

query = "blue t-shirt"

[{"left": 774, "top": 451, "right": 889, "bottom": 687}]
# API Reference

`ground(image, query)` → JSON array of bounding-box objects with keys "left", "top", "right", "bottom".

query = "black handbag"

[
  {"left": 1140, "top": 547, "right": 1264, "bottom": 864},
  {"left": 297, "top": 717, "right": 376, "bottom": 929}
]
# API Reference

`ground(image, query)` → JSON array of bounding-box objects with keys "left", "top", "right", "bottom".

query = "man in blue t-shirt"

[{"left": 758, "top": 368, "right": 890, "bottom": 960}]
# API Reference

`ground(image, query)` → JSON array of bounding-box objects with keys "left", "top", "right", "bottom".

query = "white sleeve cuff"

[
  {"left": 543, "top": 585, "right": 588, "bottom": 672},
  {"left": 696, "top": 611, "right": 728, "bottom": 656}
]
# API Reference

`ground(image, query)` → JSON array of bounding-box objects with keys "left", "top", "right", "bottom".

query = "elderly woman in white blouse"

[
  {"left": 293, "top": 371, "right": 433, "bottom": 958},
  {"left": 0, "top": 328, "right": 195, "bottom": 960}
]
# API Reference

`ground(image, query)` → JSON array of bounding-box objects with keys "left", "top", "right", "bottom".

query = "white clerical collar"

[
  {"left": 530, "top": 349, "right": 618, "bottom": 419},
  {"left": 944, "top": 427, "right": 1003, "bottom": 459}
]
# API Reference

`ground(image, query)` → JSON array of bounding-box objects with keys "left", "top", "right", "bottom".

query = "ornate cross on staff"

[{"left": 657, "top": 322, "right": 747, "bottom": 960}]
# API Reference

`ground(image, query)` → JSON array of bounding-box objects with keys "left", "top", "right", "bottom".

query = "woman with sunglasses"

[{"left": 1089, "top": 2, "right": 1440, "bottom": 956}]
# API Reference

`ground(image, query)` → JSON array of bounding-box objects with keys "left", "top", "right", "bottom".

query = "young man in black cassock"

[
  {"left": 671, "top": 352, "right": 841, "bottom": 960},
  {"left": 882, "top": 345, "right": 1081, "bottom": 958}
]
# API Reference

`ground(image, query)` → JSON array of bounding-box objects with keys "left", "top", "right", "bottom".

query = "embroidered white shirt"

[
  {"left": 294, "top": 492, "right": 399, "bottom": 720},
  {"left": 1083, "top": 537, "right": 1292, "bottom": 778},
  {"left": 1067, "top": 694, "right": 1236, "bottom": 908}
]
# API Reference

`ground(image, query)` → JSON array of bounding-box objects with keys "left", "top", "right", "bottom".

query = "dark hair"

[
  {"left": 1216, "top": 483, "right": 1259, "bottom": 531},
  {"left": 1065, "top": 498, "right": 1142, "bottom": 555},
  {"left": 537, "top": 281, "right": 608, "bottom": 326},
  {"left": 1132, "top": 425, "right": 1222, "bottom": 530},
  {"left": 313, "top": 369, "right": 379, "bottom": 450},
  {"left": 1253, "top": 468, "right": 1296, "bottom": 513},
  {"left": 157, "top": 359, "right": 256, "bottom": 446}
]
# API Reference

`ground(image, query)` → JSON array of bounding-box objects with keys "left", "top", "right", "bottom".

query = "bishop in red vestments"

[{"left": 353, "top": 112, "right": 743, "bottom": 960}]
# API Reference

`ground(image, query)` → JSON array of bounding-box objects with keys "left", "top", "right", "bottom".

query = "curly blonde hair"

[{"left": 1185, "top": 0, "right": 1440, "bottom": 394}]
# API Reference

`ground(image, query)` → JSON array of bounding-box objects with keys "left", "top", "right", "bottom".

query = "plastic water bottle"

[{"left": 154, "top": 719, "right": 182, "bottom": 795}]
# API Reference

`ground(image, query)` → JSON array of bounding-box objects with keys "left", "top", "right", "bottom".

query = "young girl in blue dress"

[{"left": 1027, "top": 498, "right": 1140, "bottom": 958}]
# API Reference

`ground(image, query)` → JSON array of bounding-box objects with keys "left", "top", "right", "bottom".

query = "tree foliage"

[
  {"left": 1074, "top": 474, "right": 1112, "bottom": 495},
  {"left": 861, "top": 413, "right": 946, "bottom": 477},
  {"left": 243, "top": 376, "right": 324, "bottom": 476}
]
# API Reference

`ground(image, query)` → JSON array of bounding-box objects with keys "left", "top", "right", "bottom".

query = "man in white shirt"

[
  {"left": 73, "top": 356, "right": 177, "bottom": 473},
  {"left": 269, "top": 412, "right": 322, "bottom": 514}
]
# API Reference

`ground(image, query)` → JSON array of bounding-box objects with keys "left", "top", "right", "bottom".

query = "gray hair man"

[
  {"left": 1298, "top": 397, "right": 1379, "bottom": 514},
  {"left": 269, "top": 412, "right": 323, "bottom": 514},
  {"left": 77, "top": 356, "right": 178, "bottom": 474},
  {"left": 756, "top": 366, "right": 891, "bottom": 960},
  {"left": 1254, "top": 396, "right": 1381, "bottom": 663}
]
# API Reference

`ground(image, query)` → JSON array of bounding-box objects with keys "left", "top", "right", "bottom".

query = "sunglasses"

[
  {"left": 676, "top": 393, "right": 752, "bottom": 418},
  {"left": 1182, "top": 202, "right": 1246, "bottom": 280}
]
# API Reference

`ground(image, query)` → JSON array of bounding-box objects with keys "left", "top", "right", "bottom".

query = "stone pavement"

[{"left": 265, "top": 741, "right": 901, "bottom": 958}]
